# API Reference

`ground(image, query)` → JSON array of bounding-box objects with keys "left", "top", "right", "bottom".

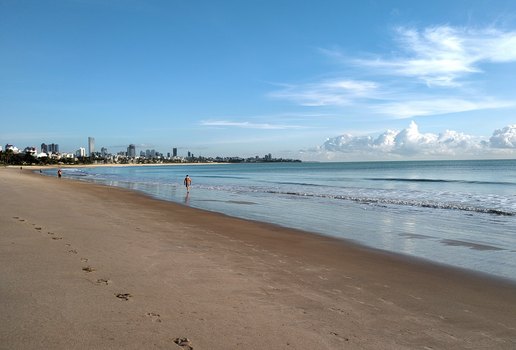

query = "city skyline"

[
  {"left": 1, "top": 1, "right": 516, "bottom": 161},
  {"left": 2, "top": 136, "right": 276, "bottom": 161}
]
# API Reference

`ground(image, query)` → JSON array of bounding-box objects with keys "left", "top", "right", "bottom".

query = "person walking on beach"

[{"left": 184, "top": 175, "right": 192, "bottom": 192}]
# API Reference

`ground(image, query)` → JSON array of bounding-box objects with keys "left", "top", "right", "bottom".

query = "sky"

[{"left": 1, "top": 0, "right": 516, "bottom": 161}]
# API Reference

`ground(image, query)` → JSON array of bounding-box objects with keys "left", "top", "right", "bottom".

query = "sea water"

[{"left": 51, "top": 160, "right": 516, "bottom": 282}]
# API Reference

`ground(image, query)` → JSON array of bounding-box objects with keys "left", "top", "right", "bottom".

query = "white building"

[
  {"left": 5, "top": 144, "right": 19, "bottom": 153},
  {"left": 23, "top": 146, "right": 37, "bottom": 156},
  {"left": 76, "top": 147, "right": 87, "bottom": 157}
]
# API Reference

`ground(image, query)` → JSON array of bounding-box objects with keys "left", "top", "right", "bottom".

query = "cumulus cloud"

[
  {"left": 320, "top": 122, "right": 515, "bottom": 159},
  {"left": 490, "top": 125, "right": 516, "bottom": 148}
]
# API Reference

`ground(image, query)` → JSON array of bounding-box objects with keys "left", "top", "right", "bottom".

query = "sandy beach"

[{"left": 1, "top": 167, "right": 515, "bottom": 350}]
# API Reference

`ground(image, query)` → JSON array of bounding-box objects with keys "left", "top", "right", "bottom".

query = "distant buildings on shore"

[
  {"left": 1, "top": 138, "right": 301, "bottom": 165},
  {"left": 88, "top": 137, "right": 95, "bottom": 157}
]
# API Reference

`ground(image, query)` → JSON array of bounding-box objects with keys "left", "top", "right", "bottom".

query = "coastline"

[
  {"left": 13, "top": 162, "right": 228, "bottom": 169},
  {"left": 1, "top": 167, "right": 515, "bottom": 349}
]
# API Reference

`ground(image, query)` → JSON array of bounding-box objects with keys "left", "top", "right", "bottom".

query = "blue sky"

[{"left": 1, "top": 0, "right": 516, "bottom": 160}]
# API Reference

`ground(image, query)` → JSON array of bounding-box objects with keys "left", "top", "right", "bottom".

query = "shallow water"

[{"left": 49, "top": 160, "right": 516, "bottom": 281}]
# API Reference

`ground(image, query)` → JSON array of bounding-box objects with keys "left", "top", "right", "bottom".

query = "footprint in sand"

[
  {"left": 96, "top": 278, "right": 110, "bottom": 285},
  {"left": 35, "top": 227, "right": 42, "bottom": 231},
  {"left": 82, "top": 266, "right": 95, "bottom": 273},
  {"left": 68, "top": 249, "right": 78, "bottom": 254},
  {"left": 47, "top": 231, "right": 54, "bottom": 235},
  {"left": 330, "top": 331, "right": 350, "bottom": 342},
  {"left": 145, "top": 312, "right": 162, "bottom": 323},
  {"left": 174, "top": 337, "right": 193, "bottom": 350},
  {"left": 329, "top": 307, "right": 349, "bottom": 315},
  {"left": 52, "top": 237, "right": 63, "bottom": 240},
  {"left": 81, "top": 258, "right": 89, "bottom": 263},
  {"left": 115, "top": 293, "right": 132, "bottom": 301}
]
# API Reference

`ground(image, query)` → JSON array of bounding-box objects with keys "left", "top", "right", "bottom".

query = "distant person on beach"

[
  {"left": 57, "top": 169, "right": 62, "bottom": 178},
  {"left": 184, "top": 175, "right": 191, "bottom": 192}
]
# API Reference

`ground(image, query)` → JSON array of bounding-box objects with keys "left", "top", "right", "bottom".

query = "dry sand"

[{"left": 1, "top": 167, "right": 515, "bottom": 349}]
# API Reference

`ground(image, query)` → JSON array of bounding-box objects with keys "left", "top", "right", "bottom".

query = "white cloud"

[
  {"left": 200, "top": 120, "right": 303, "bottom": 130},
  {"left": 272, "top": 25, "right": 516, "bottom": 120},
  {"left": 374, "top": 98, "right": 514, "bottom": 119},
  {"left": 319, "top": 122, "right": 516, "bottom": 160},
  {"left": 269, "top": 79, "right": 379, "bottom": 106},
  {"left": 490, "top": 125, "right": 516, "bottom": 148},
  {"left": 357, "top": 26, "right": 516, "bottom": 87}
]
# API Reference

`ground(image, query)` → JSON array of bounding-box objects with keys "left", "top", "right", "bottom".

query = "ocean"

[{"left": 49, "top": 159, "right": 516, "bottom": 282}]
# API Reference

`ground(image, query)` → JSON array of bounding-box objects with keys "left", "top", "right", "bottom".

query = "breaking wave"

[
  {"left": 367, "top": 178, "right": 516, "bottom": 186},
  {"left": 262, "top": 190, "right": 515, "bottom": 216}
]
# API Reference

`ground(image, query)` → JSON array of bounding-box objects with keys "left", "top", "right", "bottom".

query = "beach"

[{"left": 1, "top": 167, "right": 515, "bottom": 349}]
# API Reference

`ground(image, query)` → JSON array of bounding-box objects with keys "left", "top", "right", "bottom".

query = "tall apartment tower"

[
  {"left": 49, "top": 143, "right": 59, "bottom": 153},
  {"left": 127, "top": 144, "right": 136, "bottom": 158},
  {"left": 172, "top": 148, "right": 177, "bottom": 157},
  {"left": 88, "top": 137, "right": 95, "bottom": 156}
]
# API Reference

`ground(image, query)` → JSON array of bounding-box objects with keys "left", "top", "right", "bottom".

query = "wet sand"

[{"left": 1, "top": 167, "right": 515, "bottom": 349}]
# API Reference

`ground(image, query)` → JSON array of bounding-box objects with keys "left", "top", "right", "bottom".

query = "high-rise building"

[
  {"left": 101, "top": 147, "right": 108, "bottom": 157},
  {"left": 88, "top": 137, "right": 95, "bottom": 156},
  {"left": 127, "top": 144, "right": 136, "bottom": 158},
  {"left": 144, "top": 149, "right": 156, "bottom": 158},
  {"left": 42, "top": 143, "right": 59, "bottom": 154},
  {"left": 76, "top": 147, "right": 86, "bottom": 157},
  {"left": 49, "top": 143, "right": 59, "bottom": 153},
  {"left": 173, "top": 148, "right": 177, "bottom": 157}
]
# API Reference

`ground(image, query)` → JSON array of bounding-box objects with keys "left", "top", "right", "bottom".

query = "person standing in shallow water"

[
  {"left": 57, "top": 169, "right": 62, "bottom": 178},
  {"left": 184, "top": 175, "right": 191, "bottom": 193}
]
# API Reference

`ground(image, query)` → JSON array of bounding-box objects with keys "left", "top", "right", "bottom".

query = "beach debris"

[
  {"left": 115, "top": 293, "right": 132, "bottom": 300},
  {"left": 173, "top": 337, "right": 193, "bottom": 349},
  {"left": 82, "top": 266, "right": 95, "bottom": 273}
]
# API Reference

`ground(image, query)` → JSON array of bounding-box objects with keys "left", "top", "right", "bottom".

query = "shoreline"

[
  {"left": 1, "top": 167, "right": 516, "bottom": 349},
  {"left": 36, "top": 163, "right": 516, "bottom": 283},
  {"left": 36, "top": 166, "right": 516, "bottom": 286}
]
